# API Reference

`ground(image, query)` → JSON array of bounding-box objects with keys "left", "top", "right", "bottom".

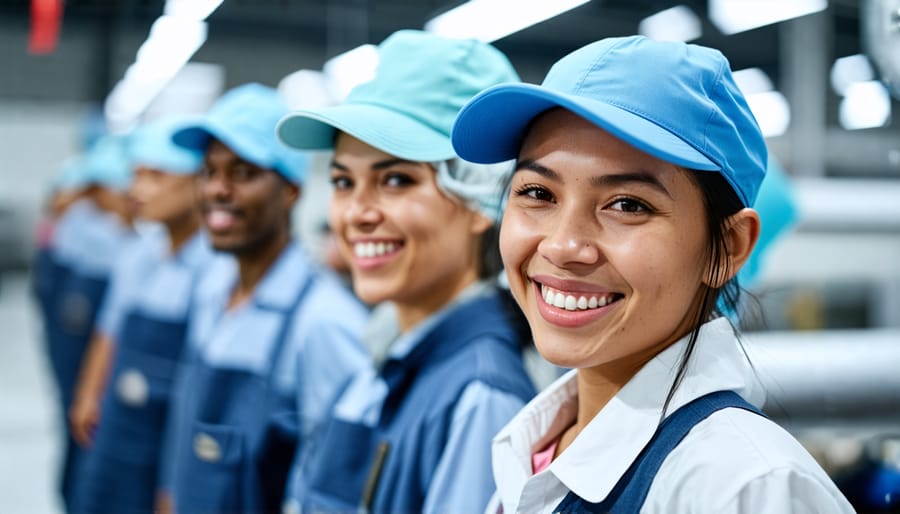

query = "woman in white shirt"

[{"left": 450, "top": 35, "right": 855, "bottom": 514}]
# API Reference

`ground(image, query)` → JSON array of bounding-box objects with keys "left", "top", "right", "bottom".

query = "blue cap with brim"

[
  {"left": 55, "top": 155, "right": 89, "bottom": 191},
  {"left": 277, "top": 30, "right": 519, "bottom": 162},
  {"left": 80, "top": 135, "right": 133, "bottom": 191},
  {"left": 451, "top": 35, "right": 767, "bottom": 207},
  {"left": 173, "top": 83, "right": 309, "bottom": 184},
  {"left": 129, "top": 116, "right": 203, "bottom": 174}
]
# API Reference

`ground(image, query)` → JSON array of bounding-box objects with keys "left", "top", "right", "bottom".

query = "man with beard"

[{"left": 158, "top": 83, "right": 369, "bottom": 514}]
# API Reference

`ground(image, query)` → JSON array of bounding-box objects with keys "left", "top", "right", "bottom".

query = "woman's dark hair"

[
  {"left": 478, "top": 223, "right": 504, "bottom": 279},
  {"left": 659, "top": 169, "right": 746, "bottom": 420}
]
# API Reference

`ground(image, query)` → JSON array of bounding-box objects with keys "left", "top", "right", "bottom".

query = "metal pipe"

[{"left": 744, "top": 329, "right": 900, "bottom": 419}]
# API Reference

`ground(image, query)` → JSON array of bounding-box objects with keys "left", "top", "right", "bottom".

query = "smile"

[
  {"left": 540, "top": 284, "right": 619, "bottom": 311},
  {"left": 353, "top": 240, "right": 402, "bottom": 258}
]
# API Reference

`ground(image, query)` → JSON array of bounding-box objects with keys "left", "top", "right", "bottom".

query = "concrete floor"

[{"left": 0, "top": 271, "right": 64, "bottom": 514}]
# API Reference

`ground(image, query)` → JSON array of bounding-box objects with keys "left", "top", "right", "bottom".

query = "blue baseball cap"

[
  {"left": 128, "top": 115, "right": 203, "bottom": 174},
  {"left": 173, "top": 83, "right": 309, "bottom": 184},
  {"left": 451, "top": 35, "right": 768, "bottom": 207},
  {"left": 80, "top": 134, "right": 133, "bottom": 191},
  {"left": 55, "top": 155, "right": 89, "bottom": 191},
  {"left": 276, "top": 30, "right": 520, "bottom": 161}
]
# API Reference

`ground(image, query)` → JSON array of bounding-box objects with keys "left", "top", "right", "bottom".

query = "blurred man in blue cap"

[
  {"left": 40, "top": 134, "right": 135, "bottom": 511},
  {"left": 68, "top": 115, "right": 215, "bottom": 514},
  {"left": 158, "top": 83, "right": 369, "bottom": 514}
]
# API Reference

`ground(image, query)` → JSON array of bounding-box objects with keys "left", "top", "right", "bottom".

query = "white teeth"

[
  {"left": 540, "top": 284, "right": 615, "bottom": 312},
  {"left": 354, "top": 241, "right": 399, "bottom": 258},
  {"left": 552, "top": 292, "right": 566, "bottom": 308}
]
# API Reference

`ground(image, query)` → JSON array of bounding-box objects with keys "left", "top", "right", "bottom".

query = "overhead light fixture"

[
  {"left": 638, "top": 5, "right": 702, "bottom": 42},
  {"left": 709, "top": 0, "right": 827, "bottom": 35},
  {"left": 278, "top": 69, "right": 333, "bottom": 110},
  {"left": 830, "top": 54, "right": 876, "bottom": 97},
  {"left": 424, "top": 0, "right": 590, "bottom": 42},
  {"left": 733, "top": 67, "right": 775, "bottom": 95},
  {"left": 104, "top": 0, "right": 223, "bottom": 132},
  {"left": 732, "top": 68, "right": 790, "bottom": 138},
  {"left": 323, "top": 44, "right": 379, "bottom": 103},
  {"left": 745, "top": 91, "right": 791, "bottom": 138},
  {"left": 839, "top": 80, "right": 892, "bottom": 130},
  {"left": 164, "top": 0, "right": 223, "bottom": 20}
]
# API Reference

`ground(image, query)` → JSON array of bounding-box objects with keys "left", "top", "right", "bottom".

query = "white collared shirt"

[{"left": 490, "top": 318, "right": 855, "bottom": 514}]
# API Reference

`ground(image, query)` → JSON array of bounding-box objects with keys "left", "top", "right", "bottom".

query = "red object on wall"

[{"left": 29, "top": 0, "right": 64, "bottom": 55}]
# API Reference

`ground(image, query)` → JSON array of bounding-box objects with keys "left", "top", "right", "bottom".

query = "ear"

[
  {"left": 469, "top": 211, "right": 494, "bottom": 237},
  {"left": 705, "top": 207, "right": 760, "bottom": 288},
  {"left": 283, "top": 182, "right": 301, "bottom": 207}
]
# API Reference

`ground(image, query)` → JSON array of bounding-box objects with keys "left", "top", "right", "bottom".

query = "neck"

[
  {"left": 555, "top": 345, "right": 666, "bottom": 457},
  {"left": 229, "top": 231, "right": 291, "bottom": 309},
  {"left": 394, "top": 269, "right": 481, "bottom": 333},
  {"left": 165, "top": 211, "right": 201, "bottom": 254}
]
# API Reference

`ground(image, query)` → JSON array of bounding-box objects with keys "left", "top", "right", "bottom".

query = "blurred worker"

[
  {"left": 43, "top": 134, "right": 135, "bottom": 510},
  {"left": 69, "top": 116, "right": 213, "bottom": 514},
  {"left": 159, "top": 83, "right": 369, "bottom": 514}
]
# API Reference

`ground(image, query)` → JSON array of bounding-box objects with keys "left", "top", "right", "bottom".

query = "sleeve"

[
  {"left": 423, "top": 382, "right": 527, "bottom": 514},
  {"left": 93, "top": 243, "right": 140, "bottom": 341},
  {"left": 294, "top": 296, "right": 370, "bottom": 440},
  {"left": 717, "top": 468, "right": 856, "bottom": 514}
]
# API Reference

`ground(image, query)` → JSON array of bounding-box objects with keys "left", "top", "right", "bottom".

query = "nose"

[
  {"left": 537, "top": 206, "right": 602, "bottom": 268},
  {"left": 342, "top": 188, "right": 383, "bottom": 229},
  {"left": 200, "top": 170, "right": 233, "bottom": 203}
]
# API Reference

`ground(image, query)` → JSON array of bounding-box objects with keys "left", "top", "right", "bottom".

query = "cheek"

[{"left": 499, "top": 209, "right": 539, "bottom": 272}]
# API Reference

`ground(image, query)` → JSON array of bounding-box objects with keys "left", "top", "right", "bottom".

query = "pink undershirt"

[{"left": 531, "top": 439, "right": 560, "bottom": 474}]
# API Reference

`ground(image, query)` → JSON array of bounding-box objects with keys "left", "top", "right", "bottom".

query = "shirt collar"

[
  {"left": 370, "top": 280, "right": 495, "bottom": 362},
  {"left": 493, "top": 317, "right": 766, "bottom": 506},
  {"left": 175, "top": 230, "right": 214, "bottom": 268},
  {"left": 251, "top": 241, "right": 315, "bottom": 311}
]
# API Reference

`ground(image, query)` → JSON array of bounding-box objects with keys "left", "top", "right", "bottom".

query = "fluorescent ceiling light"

[
  {"left": 830, "top": 54, "right": 875, "bottom": 97},
  {"left": 279, "top": 69, "right": 333, "bottom": 110},
  {"left": 164, "top": 0, "right": 223, "bottom": 20},
  {"left": 745, "top": 91, "right": 791, "bottom": 138},
  {"left": 638, "top": 5, "right": 701, "bottom": 42},
  {"left": 732, "top": 67, "right": 775, "bottom": 96},
  {"left": 104, "top": 0, "right": 223, "bottom": 131},
  {"left": 709, "top": 0, "right": 827, "bottom": 35},
  {"left": 323, "top": 44, "right": 379, "bottom": 103},
  {"left": 425, "top": 0, "right": 590, "bottom": 42},
  {"left": 839, "top": 80, "right": 892, "bottom": 130}
]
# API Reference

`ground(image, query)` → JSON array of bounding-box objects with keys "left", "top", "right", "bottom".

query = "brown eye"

[
  {"left": 330, "top": 175, "right": 353, "bottom": 190},
  {"left": 609, "top": 198, "right": 651, "bottom": 213},
  {"left": 515, "top": 184, "right": 554, "bottom": 203}
]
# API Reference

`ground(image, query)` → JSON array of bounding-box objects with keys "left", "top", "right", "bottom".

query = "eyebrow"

[
  {"left": 591, "top": 173, "right": 672, "bottom": 199},
  {"left": 516, "top": 158, "right": 672, "bottom": 198},
  {"left": 331, "top": 158, "right": 420, "bottom": 172}
]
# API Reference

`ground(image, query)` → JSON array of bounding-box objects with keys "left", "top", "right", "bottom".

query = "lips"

[
  {"left": 353, "top": 240, "right": 402, "bottom": 258},
  {"left": 348, "top": 238, "right": 404, "bottom": 271},
  {"left": 205, "top": 207, "right": 241, "bottom": 231},
  {"left": 540, "top": 284, "right": 619, "bottom": 311},
  {"left": 531, "top": 276, "right": 623, "bottom": 328}
]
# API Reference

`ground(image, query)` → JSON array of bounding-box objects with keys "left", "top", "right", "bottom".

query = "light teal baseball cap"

[
  {"left": 80, "top": 134, "right": 134, "bottom": 191},
  {"left": 128, "top": 115, "right": 203, "bottom": 175},
  {"left": 173, "top": 83, "right": 309, "bottom": 184},
  {"left": 276, "top": 30, "right": 520, "bottom": 162}
]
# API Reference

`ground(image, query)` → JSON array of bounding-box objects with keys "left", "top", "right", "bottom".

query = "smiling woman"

[
  {"left": 452, "top": 35, "right": 855, "bottom": 514},
  {"left": 276, "top": 30, "right": 536, "bottom": 514}
]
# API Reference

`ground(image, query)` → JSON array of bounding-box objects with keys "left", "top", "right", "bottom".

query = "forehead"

[
  {"left": 205, "top": 139, "right": 241, "bottom": 162},
  {"left": 518, "top": 109, "right": 687, "bottom": 181}
]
